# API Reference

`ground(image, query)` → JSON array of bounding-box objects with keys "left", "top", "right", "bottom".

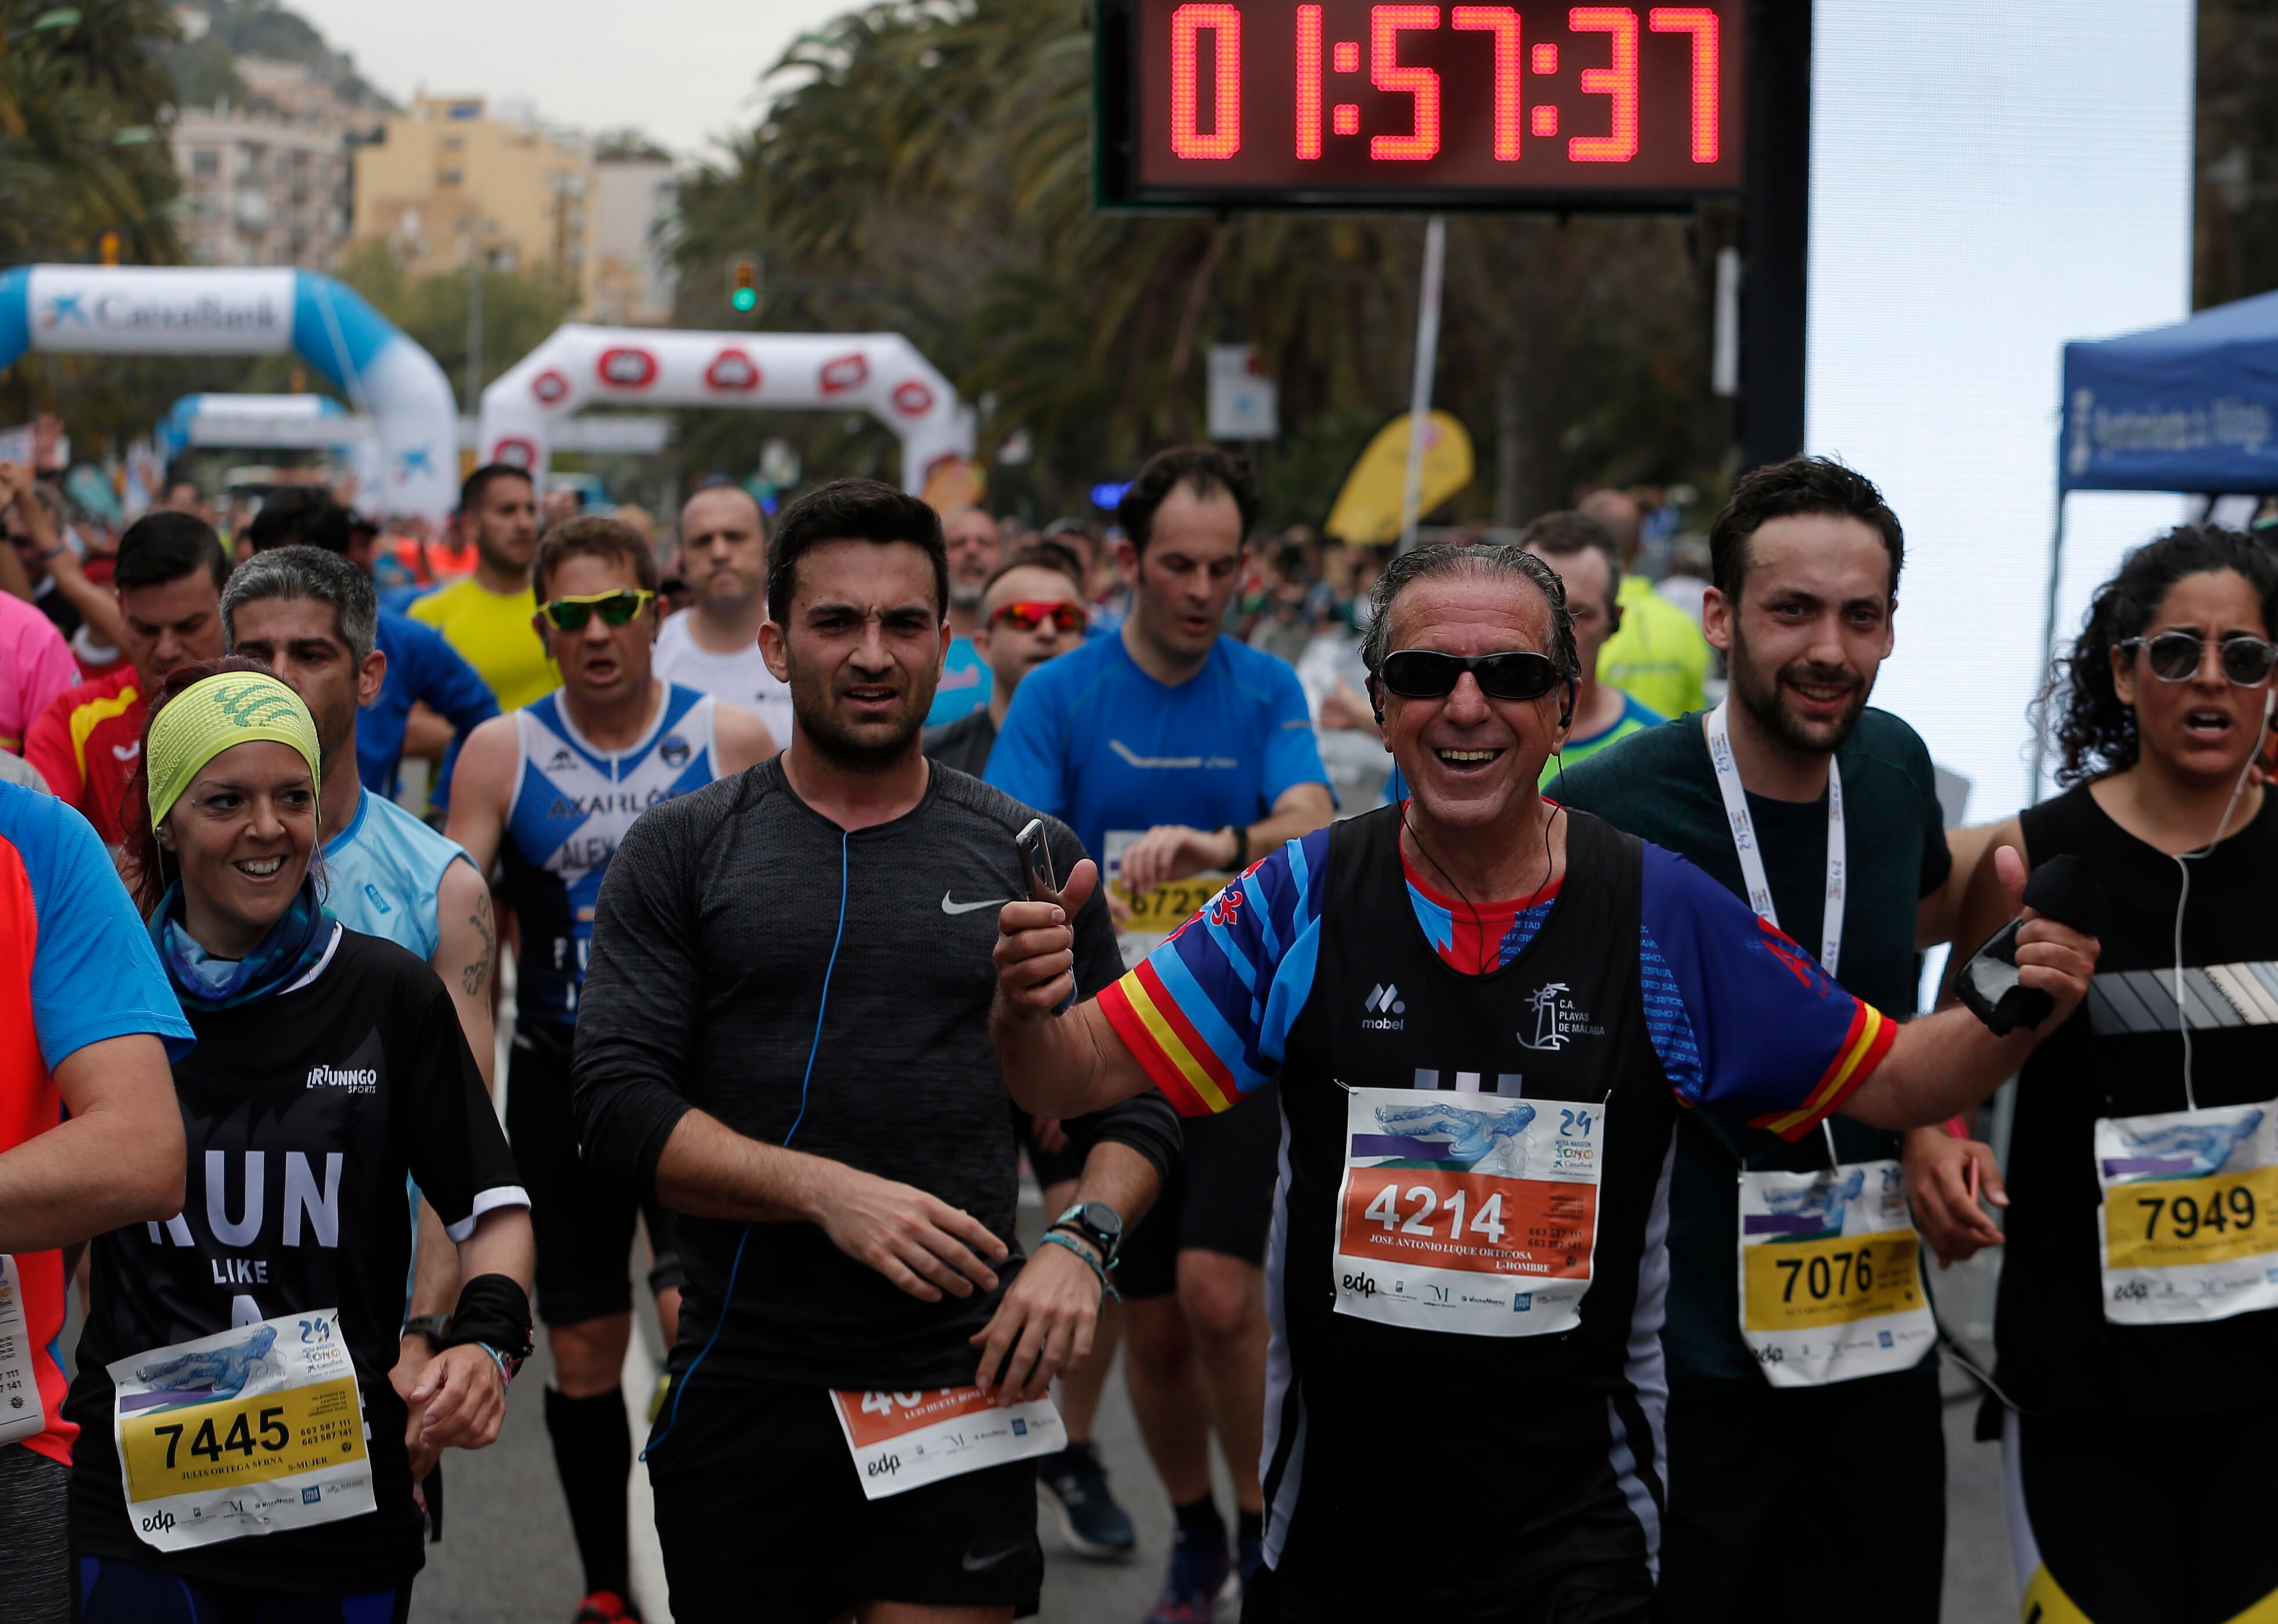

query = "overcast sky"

[{"left": 287, "top": 0, "right": 853, "bottom": 158}]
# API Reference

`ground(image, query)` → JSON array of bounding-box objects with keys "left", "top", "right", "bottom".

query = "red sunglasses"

[{"left": 990, "top": 601, "right": 1086, "bottom": 634}]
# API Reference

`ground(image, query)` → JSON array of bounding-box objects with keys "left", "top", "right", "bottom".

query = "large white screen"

[{"left": 1806, "top": 0, "right": 2196, "bottom": 818}]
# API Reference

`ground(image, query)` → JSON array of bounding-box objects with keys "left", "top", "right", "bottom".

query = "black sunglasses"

[
  {"left": 2120, "top": 631, "right": 2278, "bottom": 687},
  {"left": 1376, "top": 648, "right": 1566, "bottom": 703}
]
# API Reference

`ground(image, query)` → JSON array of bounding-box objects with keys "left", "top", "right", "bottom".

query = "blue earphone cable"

[{"left": 645, "top": 831, "right": 850, "bottom": 1459}]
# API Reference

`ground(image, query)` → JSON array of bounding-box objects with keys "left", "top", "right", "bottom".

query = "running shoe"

[
  {"left": 1036, "top": 1441, "right": 1137, "bottom": 1558},
  {"left": 572, "top": 1592, "right": 641, "bottom": 1624},
  {"left": 1144, "top": 1525, "right": 1230, "bottom": 1624}
]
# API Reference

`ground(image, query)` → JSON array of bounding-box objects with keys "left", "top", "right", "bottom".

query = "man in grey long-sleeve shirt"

[{"left": 571, "top": 477, "right": 1177, "bottom": 1624}]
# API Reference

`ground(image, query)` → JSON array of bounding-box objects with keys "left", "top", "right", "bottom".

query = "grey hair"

[
  {"left": 1360, "top": 542, "right": 1580, "bottom": 683},
  {"left": 221, "top": 544, "right": 378, "bottom": 663}
]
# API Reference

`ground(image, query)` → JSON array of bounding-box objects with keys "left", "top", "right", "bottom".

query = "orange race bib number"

[
  {"left": 2095, "top": 1101, "right": 2278, "bottom": 1325},
  {"left": 829, "top": 1386, "right": 1065, "bottom": 1501},
  {"left": 1332, "top": 1086, "right": 1604, "bottom": 1337}
]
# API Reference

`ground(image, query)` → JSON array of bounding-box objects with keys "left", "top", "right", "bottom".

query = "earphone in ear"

[
  {"left": 1367, "top": 674, "right": 1384, "bottom": 727},
  {"left": 1558, "top": 678, "right": 1576, "bottom": 732}
]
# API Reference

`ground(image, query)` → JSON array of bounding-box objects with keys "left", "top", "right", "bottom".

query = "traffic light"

[
  {"left": 98, "top": 229, "right": 118, "bottom": 266},
  {"left": 727, "top": 255, "right": 759, "bottom": 314}
]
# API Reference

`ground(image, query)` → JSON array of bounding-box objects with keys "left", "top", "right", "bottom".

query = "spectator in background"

[
  {"left": 409, "top": 465, "right": 558, "bottom": 714},
  {"left": 2, "top": 469, "right": 123, "bottom": 670},
  {"left": 923, "top": 541, "right": 1086, "bottom": 778},
  {"left": 0, "top": 778, "right": 192, "bottom": 1622},
  {"left": 23, "top": 512, "right": 228, "bottom": 849},
  {"left": 651, "top": 484, "right": 793, "bottom": 746},
  {"left": 926, "top": 504, "right": 1003, "bottom": 725},
  {"left": 1521, "top": 510, "right": 1665, "bottom": 773},
  {"left": 1658, "top": 534, "right": 1713, "bottom": 627},
  {"left": 246, "top": 489, "right": 499, "bottom": 804},
  {"left": 1586, "top": 485, "right": 1712, "bottom": 718},
  {"left": 0, "top": 589, "right": 77, "bottom": 759}
]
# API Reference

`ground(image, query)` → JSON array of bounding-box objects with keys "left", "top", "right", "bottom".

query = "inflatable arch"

[
  {"left": 478, "top": 325, "right": 974, "bottom": 495},
  {"left": 0, "top": 266, "right": 458, "bottom": 522}
]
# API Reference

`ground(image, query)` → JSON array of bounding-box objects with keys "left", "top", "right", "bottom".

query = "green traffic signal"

[{"left": 730, "top": 287, "right": 757, "bottom": 312}]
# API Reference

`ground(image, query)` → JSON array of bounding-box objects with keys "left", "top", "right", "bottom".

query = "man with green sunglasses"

[{"left": 445, "top": 515, "right": 775, "bottom": 1624}]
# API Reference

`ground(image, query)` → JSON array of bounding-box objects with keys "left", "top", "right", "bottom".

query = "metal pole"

[
  {"left": 2024, "top": 491, "right": 2068, "bottom": 805},
  {"left": 1398, "top": 214, "right": 1447, "bottom": 552},
  {"left": 465, "top": 245, "right": 484, "bottom": 415}
]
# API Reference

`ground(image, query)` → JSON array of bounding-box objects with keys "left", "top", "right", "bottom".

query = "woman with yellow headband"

[{"left": 63, "top": 659, "right": 536, "bottom": 1622}]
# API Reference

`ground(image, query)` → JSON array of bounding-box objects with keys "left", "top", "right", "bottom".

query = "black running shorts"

[
  {"left": 1118, "top": 1082, "right": 1280, "bottom": 1300},
  {"left": 507, "top": 1021, "right": 678, "bottom": 1326},
  {"left": 2003, "top": 1402, "right": 2278, "bottom": 1622},
  {"left": 1655, "top": 1364, "right": 1943, "bottom": 1624},
  {"left": 644, "top": 1375, "right": 1043, "bottom": 1622}
]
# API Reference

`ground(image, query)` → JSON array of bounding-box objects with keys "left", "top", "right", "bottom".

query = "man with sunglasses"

[
  {"left": 923, "top": 542, "right": 1086, "bottom": 779},
  {"left": 447, "top": 516, "right": 775, "bottom": 1624},
  {"left": 988, "top": 445, "right": 1334, "bottom": 1619},
  {"left": 991, "top": 537, "right": 2103, "bottom": 1621},
  {"left": 1551, "top": 458, "right": 2002, "bottom": 1624}
]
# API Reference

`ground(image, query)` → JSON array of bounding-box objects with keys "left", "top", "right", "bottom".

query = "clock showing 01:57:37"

[{"left": 1095, "top": 0, "right": 1745, "bottom": 209}]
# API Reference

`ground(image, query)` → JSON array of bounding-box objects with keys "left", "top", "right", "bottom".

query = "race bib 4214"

[{"left": 1332, "top": 1086, "right": 1604, "bottom": 1338}]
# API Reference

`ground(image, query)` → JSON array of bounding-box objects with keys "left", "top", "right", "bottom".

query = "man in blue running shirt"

[{"left": 987, "top": 445, "right": 1334, "bottom": 1621}]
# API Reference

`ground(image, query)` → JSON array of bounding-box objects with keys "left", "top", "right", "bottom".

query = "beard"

[
  {"left": 784, "top": 652, "right": 929, "bottom": 769},
  {"left": 1729, "top": 623, "right": 1873, "bottom": 755},
  {"left": 950, "top": 581, "right": 986, "bottom": 613}
]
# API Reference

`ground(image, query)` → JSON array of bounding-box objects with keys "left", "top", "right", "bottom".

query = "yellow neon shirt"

[
  {"left": 407, "top": 577, "right": 560, "bottom": 714},
  {"left": 1598, "top": 574, "right": 1710, "bottom": 721}
]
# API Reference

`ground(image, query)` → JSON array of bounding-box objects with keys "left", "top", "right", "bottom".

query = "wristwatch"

[
  {"left": 402, "top": 1313, "right": 452, "bottom": 1348},
  {"left": 1050, "top": 1201, "right": 1124, "bottom": 1270}
]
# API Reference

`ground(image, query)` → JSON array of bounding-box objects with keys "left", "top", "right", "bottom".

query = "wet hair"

[
  {"left": 115, "top": 510, "right": 228, "bottom": 593},
  {"left": 459, "top": 462, "right": 533, "bottom": 516},
  {"left": 1708, "top": 456, "right": 1904, "bottom": 605},
  {"left": 222, "top": 545, "right": 378, "bottom": 663},
  {"left": 531, "top": 515, "right": 660, "bottom": 601},
  {"left": 246, "top": 488, "right": 351, "bottom": 555},
  {"left": 1116, "top": 445, "right": 1259, "bottom": 554},
  {"left": 1359, "top": 542, "right": 1580, "bottom": 685},
  {"left": 1519, "top": 511, "right": 1625, "bottom": 613},
  {"left": 121, "top": 655, "right": 326, "bottom": 915},
  {"left": 2046, "top": 524, "right": 2278, "bottom": 785},
  {"left": 766, "top": 477, "right": 948, "bottom": 623},
  {"left": 982, "top": 541, "right": 1085, "bottom": 599}
]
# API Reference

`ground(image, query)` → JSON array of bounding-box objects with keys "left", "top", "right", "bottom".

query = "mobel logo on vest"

[
  {"left": 1361, "top": 983, "right": 1406, "bottom": 1030},
  {"left": 1517, "top": 982, "right": 1602, "bottom": 1051}
]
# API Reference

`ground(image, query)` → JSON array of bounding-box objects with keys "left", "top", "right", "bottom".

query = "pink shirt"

[{"left": 0, "top": 591, "right": 79, "bottom": 756}]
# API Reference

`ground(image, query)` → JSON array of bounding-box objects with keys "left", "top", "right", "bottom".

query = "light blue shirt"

[
  {"left": 321, "top": 786, "right": 475, "bottom": 963},
  {"left": 926, "top": 635, "right": 991, "bottom": 726}
]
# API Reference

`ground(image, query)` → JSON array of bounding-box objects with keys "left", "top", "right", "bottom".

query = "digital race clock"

[{"left": 1096, "top": 0, "right": 1745, "bottom": 209}]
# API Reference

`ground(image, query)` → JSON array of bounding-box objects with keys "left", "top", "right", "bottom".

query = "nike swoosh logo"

[
  {"left": 112, "top": 741, "right": 142, "bottom": 761},
  {"left": 961, "top": 1543, "right": 1029, "bottom": 1573},
  {"left": 942, "top": 890, "right": 1008, "bottom": 915},
  {"left": 1106, "top": 739, "right": 1239, "bottom": 770}
]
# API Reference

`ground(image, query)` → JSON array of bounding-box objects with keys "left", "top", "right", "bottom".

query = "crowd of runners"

[{"left": 1, "top": 432, "right": 2273, "bottom": 1624}]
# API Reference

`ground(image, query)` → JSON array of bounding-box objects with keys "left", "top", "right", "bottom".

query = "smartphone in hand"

[{"left": 1015, "top": 818, "right": 1061, "bottom": 906}]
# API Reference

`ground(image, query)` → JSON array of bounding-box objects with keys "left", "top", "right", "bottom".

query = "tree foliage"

[{"left": 669, "top": 0, "right": 1730, "bottom": 525}]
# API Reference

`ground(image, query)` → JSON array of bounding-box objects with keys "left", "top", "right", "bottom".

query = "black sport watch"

[
  {"left": 1050, "top": 1201, "right": 1124, "bottom": 1270},
  {"left": 402, "top": 1313, "right": 452, "bottom": 1348}
]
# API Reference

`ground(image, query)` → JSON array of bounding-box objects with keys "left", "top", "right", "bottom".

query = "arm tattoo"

[{"left": 461, "top": 889, "right": 495, "bottom": 997}]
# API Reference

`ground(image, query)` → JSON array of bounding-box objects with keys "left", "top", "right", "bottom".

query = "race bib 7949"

[{"left": 2096, "top": 1101, "right": 2278, "bottom": 1324}]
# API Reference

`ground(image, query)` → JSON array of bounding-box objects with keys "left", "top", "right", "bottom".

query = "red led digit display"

[{"left": 1107, "top": 0, "right": 1742, "bottom": 207}]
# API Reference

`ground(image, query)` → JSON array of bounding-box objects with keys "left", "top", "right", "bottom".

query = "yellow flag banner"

[{"left": 1323, "top": 412, "right": 1474, "bottom": 545}]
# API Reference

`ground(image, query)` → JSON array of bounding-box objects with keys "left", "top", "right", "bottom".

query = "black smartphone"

[{"left": 1015, "top": 818, "right": 1060, "bottom": 904}]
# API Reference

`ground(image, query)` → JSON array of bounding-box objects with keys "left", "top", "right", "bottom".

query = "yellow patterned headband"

[{"left": 145, "top": 671, "right": 322, "bottom": 831}]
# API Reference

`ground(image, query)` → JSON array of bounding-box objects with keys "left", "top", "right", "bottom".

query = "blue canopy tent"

[{"left": 2030, "top": 290, "right": 2278, "bottom": 789}]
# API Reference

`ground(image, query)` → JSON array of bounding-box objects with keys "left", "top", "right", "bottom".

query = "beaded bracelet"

[{"left": 1040, "top": 1230, "right": 1119, "bottom": 1307}]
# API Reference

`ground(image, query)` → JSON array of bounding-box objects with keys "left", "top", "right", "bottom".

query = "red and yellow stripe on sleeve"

[
  {"left": 1098, "top": 960, "right": 1240, "bottom": 1119},
  {"left": 1749, "top": 1000, "right": 1896, "bottom": 1141}
]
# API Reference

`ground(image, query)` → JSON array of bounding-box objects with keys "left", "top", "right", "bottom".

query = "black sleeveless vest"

[
  {"left": 1996, "top": 784, "right": 2278, "bottom": 1416},
  {"left": 1263, "top": 803, "right": 1677, "bottom": 1587}
]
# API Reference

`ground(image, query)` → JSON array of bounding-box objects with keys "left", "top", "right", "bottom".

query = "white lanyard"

[{"left": 1705, "top": 702, "right": 1844, "bottom": 978}]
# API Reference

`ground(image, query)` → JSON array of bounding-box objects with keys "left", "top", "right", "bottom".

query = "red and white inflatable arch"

[{"left": 477, "top": 325, "right": 974, "bottom": 494}]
